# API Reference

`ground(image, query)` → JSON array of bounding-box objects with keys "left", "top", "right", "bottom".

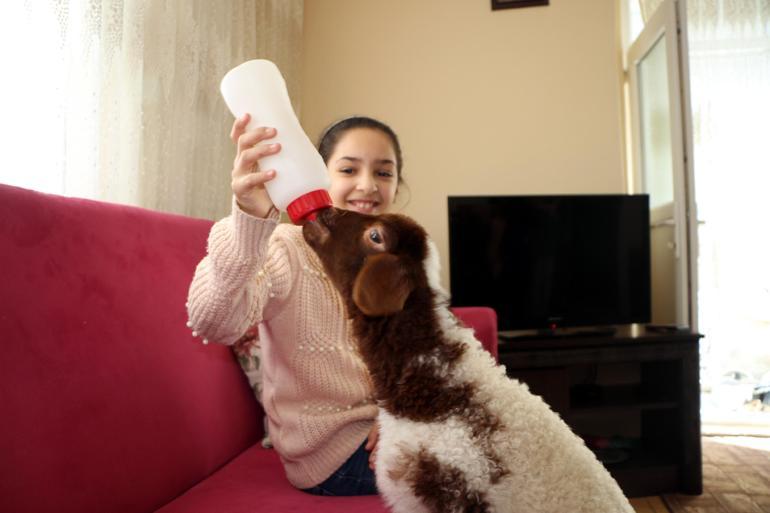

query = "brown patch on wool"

[
  {"left": 386, "top": 443, "right": 415, "bottom": 482},
  {"left": 393, "top": 445, "right": 492, "bottom": 513},
  {"left": 487, "top": 452, "right": 509, "bottom": 484},
  {"left": 303, "top": 208, "right": 508, "bottom": 473}
]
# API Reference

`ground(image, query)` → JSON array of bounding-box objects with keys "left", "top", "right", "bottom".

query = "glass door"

[{"left": 626, "top": 0, "right": 698, "bottom": 329}]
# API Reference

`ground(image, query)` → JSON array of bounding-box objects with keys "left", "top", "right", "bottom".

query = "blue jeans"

[{"left": 301, "top": 441, "right": 378, "bottom": 496}]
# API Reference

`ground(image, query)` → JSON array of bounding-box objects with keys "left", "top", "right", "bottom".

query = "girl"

[{"left": 186, "top": 114, "right": 404, "bottom": 496}]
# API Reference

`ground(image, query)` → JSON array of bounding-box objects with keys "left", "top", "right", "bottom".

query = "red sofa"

[{"left": 0, "top": 183, "right": 498, "bottom": 513}]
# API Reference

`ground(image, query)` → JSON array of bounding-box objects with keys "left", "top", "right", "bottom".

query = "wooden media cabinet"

[{"left": 498, "top": 326, "right": 702, "bottom": 497}]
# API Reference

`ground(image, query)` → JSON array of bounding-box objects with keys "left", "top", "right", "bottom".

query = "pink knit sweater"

[{"left": 186, "top": 200, "right": 377, "bottom": 488}]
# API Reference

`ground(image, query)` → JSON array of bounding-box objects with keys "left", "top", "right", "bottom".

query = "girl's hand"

[
  {"left": 365, "top": 419, "right": 379, "bottom": 470},
  {"left": 230, "top": 113, "right": 281, "bottom": 218}
]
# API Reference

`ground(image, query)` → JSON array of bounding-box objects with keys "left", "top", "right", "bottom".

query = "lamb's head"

[{"left": 303, "top": 207, "right": 440, "bottom": 318}]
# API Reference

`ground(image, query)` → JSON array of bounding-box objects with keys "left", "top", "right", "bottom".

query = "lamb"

[{"left": 302, "top": 207, "right": 634, "bottom": 513}]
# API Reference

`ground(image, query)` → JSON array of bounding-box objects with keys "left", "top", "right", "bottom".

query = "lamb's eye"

[{"left": 369, "top": 229, "right": 382, "bottom": 244}]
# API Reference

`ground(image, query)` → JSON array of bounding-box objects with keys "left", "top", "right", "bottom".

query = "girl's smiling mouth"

[{"left": 348, "top": 200, "right": 379, "bottom": 213}]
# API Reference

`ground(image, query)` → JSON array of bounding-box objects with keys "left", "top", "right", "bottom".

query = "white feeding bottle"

[{"left": 220, "top": 59, "right": 332, "bottom": 224}]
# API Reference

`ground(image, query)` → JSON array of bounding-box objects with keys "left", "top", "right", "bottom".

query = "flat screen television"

[{"left": 447, "top": 194, "right": 651, "bottom": 334}]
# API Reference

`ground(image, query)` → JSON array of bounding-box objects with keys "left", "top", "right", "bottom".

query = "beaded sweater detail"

[{"left": 187, "top": 201, "right": 377, "bottom": 488}]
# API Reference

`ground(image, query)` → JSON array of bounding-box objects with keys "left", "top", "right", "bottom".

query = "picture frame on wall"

[{"left": 491, "top": 0, "right": 549, "bottom": 10}]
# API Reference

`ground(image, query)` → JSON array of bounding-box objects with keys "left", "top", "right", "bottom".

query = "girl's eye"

[
  {"left": 377, "top": 170, "right": 394, "bottom": 178},
  {"left": 339, "top": 168, "right": 355, "bottom": 175},
  {"left": 369, "top": 229, "right": 382, "bottom": 244}
]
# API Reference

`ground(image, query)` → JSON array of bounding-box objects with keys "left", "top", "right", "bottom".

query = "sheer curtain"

[
  {"left": 684, "top": 0, "right": 770, "bottom": 392},
  {"left": 0, "top": 0, "right": 303, "bottom": 220}
]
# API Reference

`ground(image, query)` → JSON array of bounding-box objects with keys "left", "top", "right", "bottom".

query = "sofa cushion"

[
  {"left": 0, "top": 185, "right": 262, "bottom": 513},
  {"left": 156, "top": 444, "right": 390, "bottom": 513}
]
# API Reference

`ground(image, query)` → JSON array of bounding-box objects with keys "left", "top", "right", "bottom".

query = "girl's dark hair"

[{"left": 317, "top": 116, "right": 404, "bottom": 185}]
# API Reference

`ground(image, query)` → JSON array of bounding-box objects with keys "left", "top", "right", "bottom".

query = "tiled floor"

[
  {"left": 662, "top": 436, "right": 770, "bottom": 513},
  {"left": 632, "top": 496, "right": 671, "bottom": 512}
]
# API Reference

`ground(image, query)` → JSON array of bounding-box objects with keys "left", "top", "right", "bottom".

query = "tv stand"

[
  {"left": 498, "top": 325, "right": 702, "bottom": 497},
  {"left": 500, "top": 325, "right": 617, "bottom": 341}
]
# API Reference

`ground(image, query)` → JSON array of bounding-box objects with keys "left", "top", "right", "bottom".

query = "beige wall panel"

[{"left": 301, "top": 0, "right": 625, "bottom": 290}]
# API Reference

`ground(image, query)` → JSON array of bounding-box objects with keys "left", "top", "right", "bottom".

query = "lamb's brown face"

[{"left": 303, "top": 207, "right": 429, "bottom": 317}]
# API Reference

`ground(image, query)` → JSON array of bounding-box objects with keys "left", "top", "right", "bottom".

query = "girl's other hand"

[
  {"left": 230, "top": 113, "right": 280, "bottom": 218},
  {"left": 365, "top": 419, "right": 379, "bottom": 470}
]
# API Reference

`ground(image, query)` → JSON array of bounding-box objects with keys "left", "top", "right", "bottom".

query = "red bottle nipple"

[{"left": 286, "top": 189, "right": 333, "bottom": 224}]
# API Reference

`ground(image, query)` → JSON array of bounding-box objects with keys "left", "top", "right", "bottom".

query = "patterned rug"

[{"left": 662, "top": 436, "right": 770, "bottom": 513}]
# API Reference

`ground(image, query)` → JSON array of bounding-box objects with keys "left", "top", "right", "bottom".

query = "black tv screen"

[{"left": 448, "top": 195, "right": 651, "bottom": 332}]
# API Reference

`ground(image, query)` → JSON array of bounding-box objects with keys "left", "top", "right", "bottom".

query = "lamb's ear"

[{"left": 352, "top": 253, "right": 414, "bottom": 317}]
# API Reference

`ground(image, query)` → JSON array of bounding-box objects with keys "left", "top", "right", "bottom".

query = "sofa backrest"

[
  {"left": 0, "top": 185, "right": 262, "bottom": 513},
  {"left": 450, "top": 306, "right": 498, "bottom": 360}
]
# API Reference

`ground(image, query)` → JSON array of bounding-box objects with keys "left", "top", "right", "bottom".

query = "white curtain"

[
  {"left": 685, "top": 0, "right": 770, "bottom": 383},
  {"left": 0, "top": 0, "right": 303, "bottom": 220}
]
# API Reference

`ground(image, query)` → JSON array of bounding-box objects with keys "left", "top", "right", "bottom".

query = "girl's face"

[{"left": 327, "top": 128, "right": 399, "bottom": 216}]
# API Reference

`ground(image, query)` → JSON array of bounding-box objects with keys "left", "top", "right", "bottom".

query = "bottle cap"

[{"left": 286, "top": 189, "right": 333, "bottom": 224}]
